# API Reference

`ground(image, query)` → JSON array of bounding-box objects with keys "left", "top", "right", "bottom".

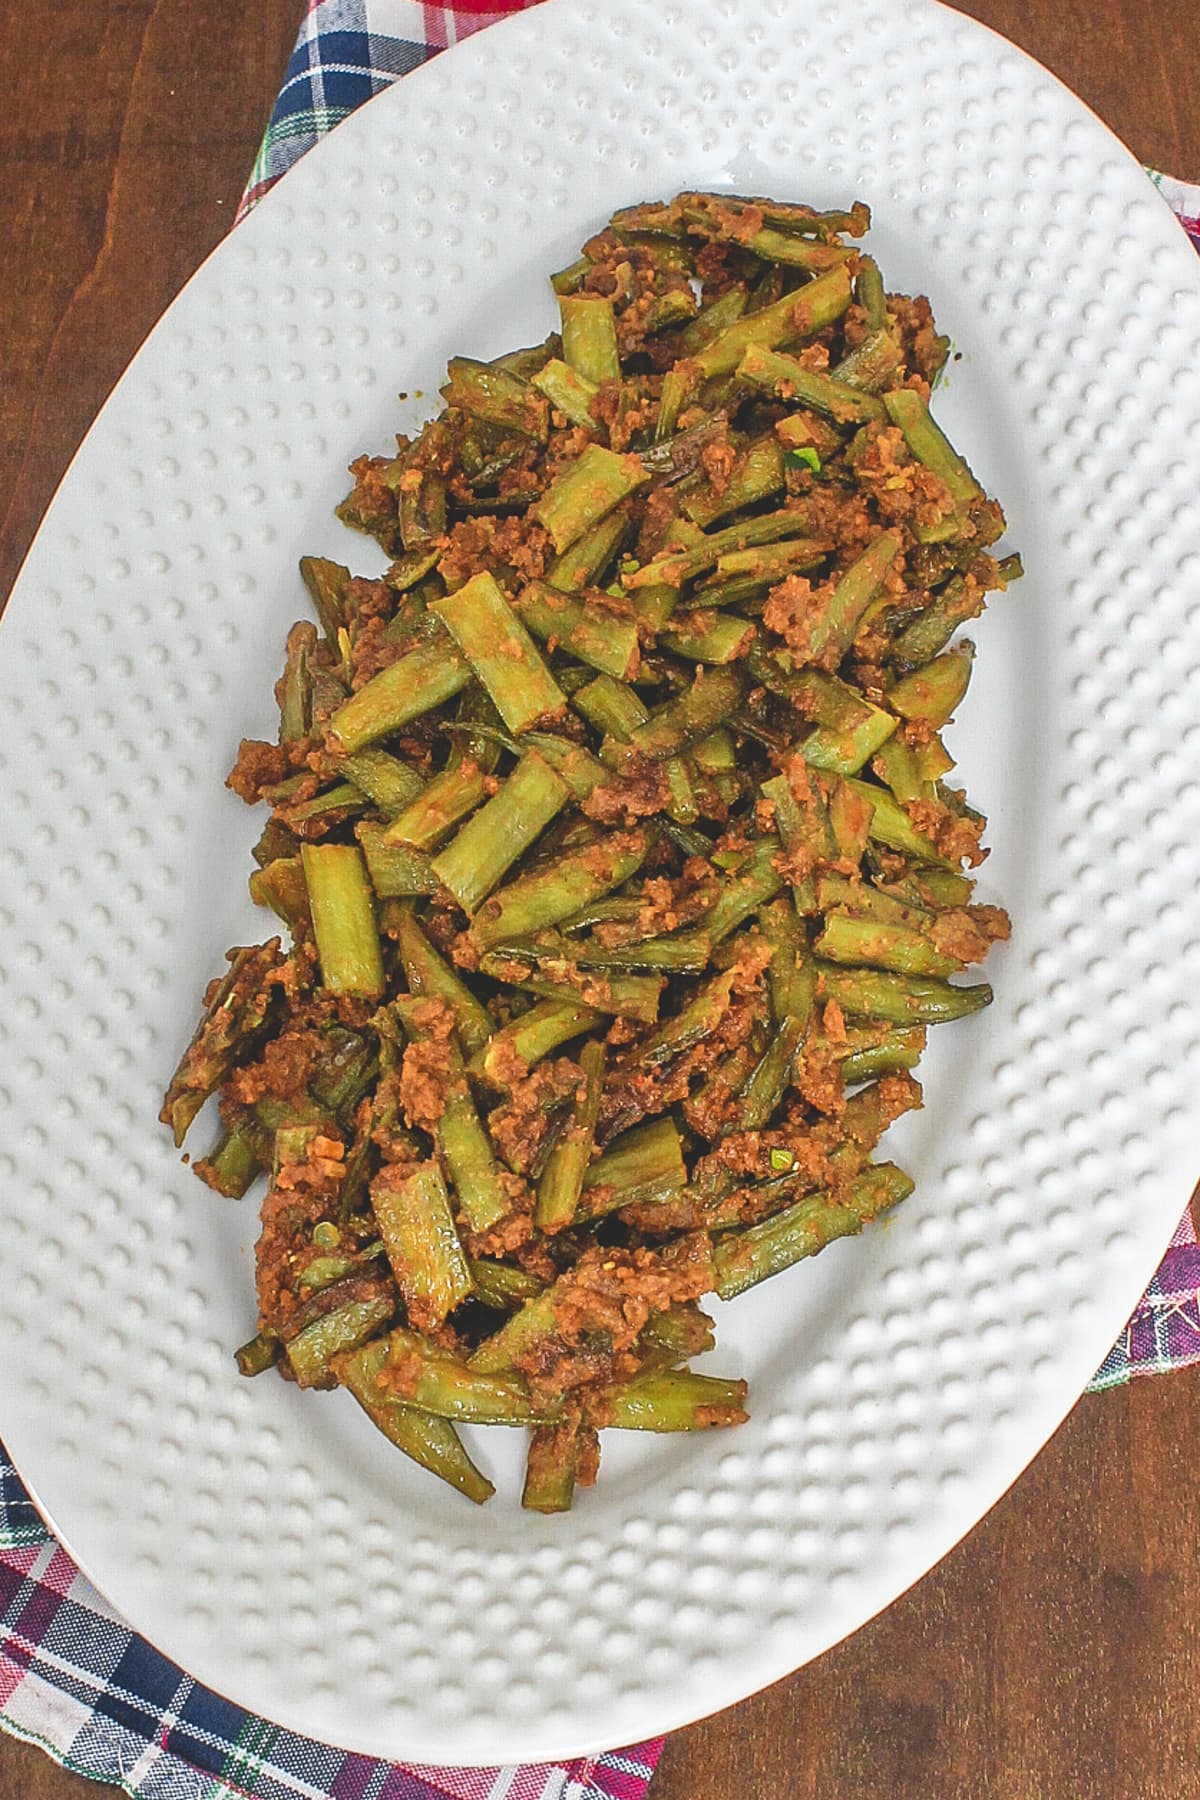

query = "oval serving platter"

[{"left": 2, "top": 0, "right": 1200, "bottom": 1765}]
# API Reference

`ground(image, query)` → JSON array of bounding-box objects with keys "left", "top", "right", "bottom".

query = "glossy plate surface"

[{"left": 2, "top": 0, "right": 1200, "bottom": 1764}]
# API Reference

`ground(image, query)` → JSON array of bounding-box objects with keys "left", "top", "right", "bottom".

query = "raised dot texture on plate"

[{"left": 2, "top": 0, "right": 1200, "bottom": 1770}]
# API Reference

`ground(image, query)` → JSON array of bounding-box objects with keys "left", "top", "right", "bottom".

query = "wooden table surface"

[{"left": 2, "top": 2, "right": 1197, "bottom": 1795}]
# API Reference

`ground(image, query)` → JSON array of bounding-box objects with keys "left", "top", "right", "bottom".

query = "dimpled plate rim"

[{"left": 2, "top": 0, "right": 1200, "bottom": 1766}]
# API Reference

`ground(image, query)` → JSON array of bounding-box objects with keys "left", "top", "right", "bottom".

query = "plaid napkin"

[{"left": 3, "top": 3, "right": 1199, "bottom": 1794}]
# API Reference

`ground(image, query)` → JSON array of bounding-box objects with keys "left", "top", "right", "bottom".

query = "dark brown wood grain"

[{"left": 1, "top": 2, "right": 1197, "bottom": 1797}]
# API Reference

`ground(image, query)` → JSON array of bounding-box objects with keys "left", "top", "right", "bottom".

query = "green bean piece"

[
  {"left": 871, "top": 734, "right": 936, "bottom": 805},
  {"left": 391, "top": 1000, "right": 510, "bottom": 1232},
  {"left": 468, "top": 1258, "right": 546, "bottom": 1312},
  {"left": 887, "top": 641, "right": 974, "bottom": 729},
  {"left": 837, "top": 1025, "right": 928, "bottom": 1085},
  {"left": 248, "top": 856, "right": 311, "bottom": 932},
  {"left": 737, "top": 343, "right": 886, "bottom": 423},
  {"left": 856, "top": 256, "right": 888, "bottom": 331},
  {"left": 284, "top": 1294, "right": 394, "bottom": 1389},
  {"left": 384, "top": 705, "right": 501, "bottom": 850},
  {"left": 802, "top": 699, "right": 899, "bottom": 776},
  {"left": 309, "top": 1028, "right": 377, "bottom": 1113},
  {"left": 814, "top": 912, "right": 962, "bottom": 979},
  {"left": 438, "top": 1085, "right": 511, "bottom": 1233},
  {"left": 198, "top": 1117, "right": 268, "bottom": 1198},
  {"left": 328, "top": 636, "right": 472, "bottom": 753},
  {"left": 488, "top": 332, "right": 561, "bottom": 377},
  {"left": 531, "top": 357, "right": 599, "bottom": 429},
  {"left": 270, "top": 1125, "right": 322, "bottom": 1174},
  {"left": 758, "top": 773, "right": 819, "bottom": 912},
  {"left": 473, "top": 999, "right": 606, "bottom": 1086},
  {"left": 738, "top": 967, "right": 816, "bottom": 1130},
  {"left": 385, "top": 546, "right": 441, "bottom": 593},
  {"left": 815, "top": 872, "right": 930, "bottom": 928},
  {"left": 382, "top": 761, "right": 487, "bottom": 851},
  {"left": 641, "top": 288, "right": 699, "bottom": 334},
  {"left": 431, "top": 571, "right": 566, "bottom": 734},
  {"left": 889, "top": 577, "right": 980, "bottom": 667},
  {"left": 441, "top": 356, "right": 549, "bottom": 440},
  {"left": 371, "top": 1328, "right": 545, "bottom": 1424},
  {"left": 276, "top": 621, "right": 318, "bottom": 741},
  {"left": 843, "top": 777, "right": 947, "bottom": 863},
  {"left": 559, "top": 293, "right": 621, "bottom": 384},
  {"left": 640, "top": 1304, "right": 716, "bottom": 1365},
  {"left": 335, "top": 1339, "right": 494, "bottom": 1504},
  {"left": 624, "top": 509, "right": 818, "bottom": 591},
  {"left": 623, "top": 968, "right": 741, "bottom": 1072},
  {"left": 472, "top": 828, "right": 653, "bottom": 949},
  {"left": 396, "top": 443, "right": 449, "bottom": 552},
  {"left": 299, "top": 555, "right": 352, "bottom": 640},
  {"left": 683, "top": 434, "right": 787, "bottom": 528},
  {"left": 531, "top": 444, "right": 650, "bottom": 554},
  {"left": 468, "top": 1285, "right": 563, "bottom": 1373},
  {"left": 485, "top": 957, "right": 664, "bottom": 1024},
  {"left": 369, "top": 1162, "right": 472, "bottom": 1329},
  {"left": 297, "top": 1254, "right": 361, "bottom": 1294},
  {"left": 573, "top": 670, "right": 648, "bottom": 741},
  {"left": 574, "top": 1117, "right": 686, "bottom": 1222},
  {"left": 624, "top": 667, "right": 746, "bottom": 761},
  {"left": 743, "top": 227, "right": 853, "bottom": 271},
  {"left": 677, "top": 836, "right": 783, "bottom": 949},
  {"left": 536, "top": 1038, "right": 605, "bottom": 1233},
  {"left": 881, "top": 378, "right": 985, "bottom": 525},
  {"left": 545, "top": 505, "right": 632, "bottom": 592},
  {"left": 827, "top": 776, "right": 876, "bottom": 866},
  {"left": 676, "top": 284, "right": 749, "bottom": 356},
  {"left": 550, "top": 255, "right": 592, "bottom": 296},
  {"left": 598, "top": 1368, "right": 749, "bottom": 1430},
  {"left": 817, "top": 964, "right": 993, "bottom": 1025},
  {"left": 661, "top": 611, "right": 754, "bottom": 665},
  {"left": 522, "top": 1417, "right": 596, "bottom": 1514},
  {"left": 432, "top": 751, "right": 570, "bottom": 915},
  {"left": 803, "top": 530, "right": 902, "bottom": 667},
  {"left": 277, "top": 781, "right": 365, "bottom": 832},
  {"left": 638, "top": 414, "right": 731, "bottom": 485},
  {"left": 496, "top": 929, "right": 713, "bottom": 976},
  {"left": 354, "top": 822, "right": 439, "bottom": 899},
  {"left": 880, "top": 866, "right": 974, "bottom": 909},
  {"left": 339, "top": 749, "right": 426, "bottom": 816},
  {"left": 705, "top": 536, "right": 827, "bottom": 586},
  {"left": 390, "top": 902, "right": 493, "bottom": 1058},
  {"left": 300, "top": 844, "right": 384, "bottom": 997},
  {"left": 521, "top": 733, "right": 608, "bottom": 801},
  {"left": 834, "top": 328, "right": 905, "bottom": 394},
  {"left": 514, "top": 580, "right": 641, "bottom": 682},
  {"left": 713, "top": 1163, "right": 914, "bottom": 1299},
  {"left": 654, "top": 365, "right": 694, "bottom": 441},
  {"left": 235, "top": 1330, "right": 282, "bottom": 1377},
  {"left": 693, "top": 263, "right": 853, "bottom": 377},
  {"left": 693, "top": 728, "right": 735, "bottom": 773}
]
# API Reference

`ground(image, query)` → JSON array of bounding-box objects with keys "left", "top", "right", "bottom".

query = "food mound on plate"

[{"left": 162, "top": 191, "right": 1017, "bottom": 1510}]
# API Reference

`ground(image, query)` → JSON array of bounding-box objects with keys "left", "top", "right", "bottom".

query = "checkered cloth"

[
  {"left": 3, "top": 3, "right": 1199, "bottom": 1794},
  {"left": 0, "top": 1474, "right": 657, "bottom": 1800}
]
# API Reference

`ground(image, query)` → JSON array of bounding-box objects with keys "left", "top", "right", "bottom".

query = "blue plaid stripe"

[
  {"left": 0, "top": 1448, "right": 47, "bottom": 1549},
  {"left": 275, "top": 30, "right": 426, "bottom": 122},
  {"left": 243, "top": 13, "right": 431, "bottom": 204}
]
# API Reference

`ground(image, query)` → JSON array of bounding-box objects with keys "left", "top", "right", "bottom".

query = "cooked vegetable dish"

[{"left": 162, "top": 192, "right": 1018, "bottom": 1510}]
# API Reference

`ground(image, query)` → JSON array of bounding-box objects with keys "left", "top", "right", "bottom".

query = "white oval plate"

[{"left": 3, "top": 0, "right": 1200, "bottom": 1766}]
